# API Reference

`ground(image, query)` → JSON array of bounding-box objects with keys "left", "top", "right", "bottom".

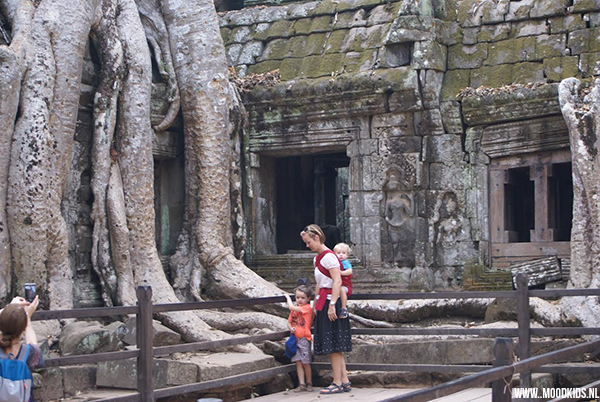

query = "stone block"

[
  {"left": 226, "top": 43, "right": 243, "bottom": 65},
  {"left": 336, "top": 0, "right": 380, "bottom": 13},
  {"left": 349, "top": 339, "right": 495, "bottom": 365},
  {"left": 292, "top": 17, "right": 313, "bottom": 35},
  {"left": 571, "top": 0, "right": 600, "bottom": 12},
  {"left": 462, "top": 27, "right": 480, "bottom": 45},
  {"left": 587, "top": 11, "right": 600, "bottom": 28},
  {"left": 367, "top": 2, "right": 402, "bottom": 25},
  {"left": 424, "top": 134, "right": 463, "bottom": 164},
  {"left": 255, "top": 6, "right": 287, "bottom": 24},
  {"left": 417, "top": 108, "right": 445, "bottom": 136},
  {"left": 372, "top": 112, "right": 414, "bottom": 136},
  {"left": 229, "top": 25, "right": 255, "bottom": 44},
  {"left": 470, "top": 64, "right": 514, "bottom": 89},
  {"left": 505, "top": 0, "right": 535, "bottom": 21},
  {"left": 237, "top": 41, "right": 264, "bottom": 65},
  {"left": 535, "top": 34, "right": 567, "bottom": 59},
  {"left": 568, "top": 27, "right": 600, "bottom": 55},
  {"left": 362, "top": 191, "right": 383, "bottom": 217},
  {"left": 412, "top": 41, "right": 447, "bottom": 71},
  {"left": 478, "top": 23, "right": 511, "bottom": 42},
  {"left": 379, "top": 136, "right": 422, "bottom": 157},
  {"left": 309, "top": 15, "right": 333, "bottom": 33},
  {"left": 386, "top": 16, "right": 435, "bottom": 44},
  {"left": 429, "top": 162, "right": 467, "bottom": 191},
  {"left": 447, "top": 43, "right": 488, "bottom": 69},
  {"left": 334, "top": 9, "right": 367, "bottom": 29},
  {"left": 35, "top": 368, "right": 64, "bottom": 402},
  {"left": 257, "top": 19, "right": 294, "bottom": 41},
  {"left": 259, "top": 39, "right": 291, "bottom": 61},
  {"left": 62, "top": 365, "right": 96, "bottom": 397},
  {"left": 121, "top": 317, "right": 181, "bottom": 347},
  {"left": 379, "top": 43, "right": 411, "bottom": 68},
  {"left": 191, "top": 352, "right": 276, "bottom": 382},
  {"left": 343, "top": 50, "right": 377, "bottom": 73},
  {"left": 439, "top": 101, "right": 464, "bottom": 134},
  {"left": 512, "top": 61, "right": 545, "bottom": 84},
  {"left": 247, "top": 60, "right": 281, "bottom": 76},
  {"left": 485, "top": 36, "right": 536, "bottom": 65},
  {"left": 548, "top": 15, "right": 586, "bottom": 33},
  {"left": 349, "top": 216, "right": 364, "bottom": 244},
  {"left": 96, "top": 358, "right": 197, "bottom": 390},
  {"left": 419, "top": 70, "right": 444, "bottom": 109},
  {"left": 530, "top": 0, "right": 570, "bottom": 18},
  {"left": 324, "top": 29, "right": 347, "bottom": 53},
  {"left": 436, "top": 21, "right": 462, "bottom": 46},
  {"left": 457, "top": 0, "right": 509, "bottom": 27},
  {"left": 60, "top": 321, "right": 122, "bottom": 356},
  {"left": 278, "top": 58, "right": 301, "bottom": 80},
  {"left": 579, "top": 52, "right": 600, "bottom": 77},
  {"left": 286, "top": 1, "right": 319, "bottom": 19},
  {"left": 440, "top": 69, "right": 470, "bottom": 100},
  {"left": 513, "top": 20, "right": 548, "bottom": 37}
]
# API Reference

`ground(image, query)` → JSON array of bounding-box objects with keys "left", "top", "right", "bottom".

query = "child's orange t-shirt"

[{"left": 288, "top": 304, "right": 313, "bottom": 341}]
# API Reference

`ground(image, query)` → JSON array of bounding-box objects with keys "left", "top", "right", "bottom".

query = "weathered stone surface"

[
  {"left": 96, "top": 358, "right": 198, "bottom": 389},
  {"left": 33, "top": 368, "right": 63, "bottom": 402},
  {"left": 189, "top": 352, "right": 277, "bottom": 382},
  {"left": 238, "top": 41, "right": 264, "bottom": 65},
  {"left": 579, "top": 52, "right": 600, "bottom": 77},
  {"left": 122, "top": 317, "right": 181, "bottom": 346},
  {"left": 439, "top": 101, "right": 463, "bottom": 134},
  {"left": 485, "top": 37, "right": 536, "bottom": 65},
  {"left": 334, "top": 9, "right": 367, "bottom": 29},
  {"left": 59, "top": 321, "right": 124, "bottom": 356},
  {"left": 485, "top": 297, "right": 518, "bottom": 323},
  {"left": 436, "top": 21, "right": 462, "bottom": 46},
  {"left": 419, "top": 70, "right": 444, "bottom": 108},
  {"left": 447, "top": 43, "right": 488, "bottom": 69},
  {"left": 412, "top": 41, "right": 447, "bottom": 71},
  {"left": 548, "top": 15, "right": 587, "bottom": 33},
  {"left": 62, "top": 365, "right": 96, "bottom": 397},
  {"left": 349, "top": 339, "right": 495, "bottom": 364},
  {"left": 441, "top": 69, "right": 470, "bottom": 100},
  {"left": 386, "top": 16, "right": 434, "bottom": 43},
  {"left": 543, "top": 56, "right": 579, "bottom": 82},
  {"left": 379, "top": 43, "right": 411, "bottom": 68},
  {"left": 349, "top": 298, "right": 492, "bottom": 323}
]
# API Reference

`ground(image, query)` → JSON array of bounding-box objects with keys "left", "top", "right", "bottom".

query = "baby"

[{"left": 333, "top": 243, "right": 353, "bottom": 319}]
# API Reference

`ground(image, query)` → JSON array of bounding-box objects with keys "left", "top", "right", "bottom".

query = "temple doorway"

[{"left": 275, "top": 152, "right": 350, "bottom": 253}]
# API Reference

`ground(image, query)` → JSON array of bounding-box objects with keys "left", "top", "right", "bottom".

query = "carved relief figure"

[
  {"left": 430, "top": 191, "right": 470, "bottom": 267},
  {"left": 382, "top": 168, "right": 415, "bottom": 266}
]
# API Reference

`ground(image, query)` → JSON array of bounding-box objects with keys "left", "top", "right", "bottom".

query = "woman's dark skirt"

[{"left": 313, "top": 298, "right": 352, "bottom": 355}]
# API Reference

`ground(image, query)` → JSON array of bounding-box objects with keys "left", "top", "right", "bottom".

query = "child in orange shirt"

[{"left": 284, "top": 285, "right": 313, "bottom": 392}]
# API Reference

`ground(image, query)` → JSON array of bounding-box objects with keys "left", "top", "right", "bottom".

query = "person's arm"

[
  {"left": 328, "top": 267, "right": 342, "bottom": 321},
  {"left": 340, "top": 268, "right": 353, "bottom": 276},
  {"left": 284, "top": 294, "right": 303, "bottom": 313},
  {"left": 24, "top": 296, "right": 39, "bottom": 345},
  {"left": 0, "top": 296, "right": 29, "bottom": 315}
]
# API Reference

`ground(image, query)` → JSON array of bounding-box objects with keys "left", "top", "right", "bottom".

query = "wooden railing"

[{"left": 30, "top": 273, "right": 600, "bottom": 401}]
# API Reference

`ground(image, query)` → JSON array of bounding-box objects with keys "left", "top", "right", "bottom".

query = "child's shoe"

[
  {"left": 339, "top": 308, "right": 349, "bottom": 319},
  {"left": 293, "top": 384, "right": 307, "bottom": 393},
  {"left": 306, "top": 383, "right": 314, "bottom": 392}
]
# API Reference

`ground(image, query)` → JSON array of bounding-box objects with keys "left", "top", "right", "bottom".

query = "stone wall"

[{"left": 219, "top": 0, "right": 600, "bottom": 289}]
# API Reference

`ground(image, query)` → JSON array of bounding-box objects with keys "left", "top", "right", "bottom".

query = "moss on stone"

[
  {"left": 299, "top": 55, "right": 324, "bottom": 77},
  {"left": 318, "top": 53, "right": 345, "bottom": 76},
  {"left": 310, "top": 0, "right": 338, "bottom": 16},
  {"left": 305, "top": 33, "right": 328, "bottom": 55},
  {"left": 371, "top": 68, "right": 419, "bottom": 92},
  {"left": 343, "top": 49, "right": 376, "bottom": 73},
  {"left": 543, "top": 56, "right": 579, "bottom": 82},
  {"left": 263, "top": 38, "right": 292, "bottom": 60},
  {"left": 548, "top": 15, "right": 586, "bottom": 34},
  {"left": 478, "top": 24, "right": 511, "bottom": 43},
  {"left": 279, "top": 58, "right": 303, "bottom": 80},
  {"left": 311, "top": 16, "right": 333, "bottom": 33},
  {"left": 220, "top": 27, "right": 232, "bottom": 45},
  {"left": 363, "top": 24, "right": 389, "bottom": 49},
  {"left": 447, "top": 43, "right": 488, "bottom": 69},
  {"left": 325, "top": 30, "right": 348, "bottom": 54},
  {"left": 289, "top": 36, "right": 309, "bottom": 57},
  {"left": 512, "top": 61, "right": 544, "bottom": 84},
  {"left": 293, "top": 18, "right": 313, "bottom": 35},
  {"left": 441, "top": 69, "right": 470, "bottom": 100},
  {"left": 534, "top": 34, "right": 566, "bottom": 60},
  {"left": 259, "top": 19, "right": 294, "bottom": 41},
  {"left": 571, "top": 0, "right": 599, "bottom": 13},
  {"left": 579, "top": 52, "right": 600, "bottom": 77},
  {"left": 470, "top": 64, "right": 514, "bottom": 88},
  {"left": 485, "top": 37, "right": 536, "bottom": 65},
  {"left": 247, "top": 60, "right": 281, "bottom": 75},
  {"left": 337, "top": 0, "right": 381, "bottom": 13}
]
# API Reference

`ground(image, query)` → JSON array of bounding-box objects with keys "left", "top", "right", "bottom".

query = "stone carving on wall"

[
  {"left": 382, "top": 167, "right": 416, "bottom": 266},
  {"left": 430, "top": 191, "right": 473, "bottom": 268}
]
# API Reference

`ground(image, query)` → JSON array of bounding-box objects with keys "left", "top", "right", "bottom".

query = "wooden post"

[
  {"left": 492, "top": 337, "right": 514, "bottom": 402},
  {"left": 516, "top": 274, "right": 532, "bottom": 394},
  {"left": 137, "top": 286, "right": 154, "bottom": 402}
]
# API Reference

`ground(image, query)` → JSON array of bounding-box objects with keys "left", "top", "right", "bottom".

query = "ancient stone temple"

[{"left": 66, "top": 0, "right": 600, "bottom": 305}]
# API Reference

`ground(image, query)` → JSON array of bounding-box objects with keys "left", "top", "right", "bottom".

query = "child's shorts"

[
  {"left": 291, "top": 337, "right": 311, "bottom": 365},
  {"left": 342, "top": 286, "right": 349, "bottom": 294}
]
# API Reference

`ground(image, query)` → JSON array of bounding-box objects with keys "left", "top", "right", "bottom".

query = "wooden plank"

[
  {"left": 312, "top": 362, "right": 492, "bottom": 373},
  {"left": 31, "top": 305, "right": 137, "bottom": 321},
  {"left": 516, "top": 274, "right": 532, "bottom": 390},
  {"left": 491, "top": 242, "right": 570, "bottom": 258},
  {"left": 489, "top": 169, "right": 507, "bottom": 244},
  {"left": 45, "top": 350, "right": 139, "bottom": 367},
  {"left": 136, "top": 286, "right": 154, "bottom": 402},
  {"left": 351, "top": 328, "right": 518, "bottom": 337}
]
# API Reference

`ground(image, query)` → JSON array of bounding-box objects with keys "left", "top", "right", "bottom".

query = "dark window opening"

[
  {"left": 550, "top": 162, "right": 573, "bottom": 241},
  {"left": 275, "top": 153, "right": 350, "bottom": 253},
  {"left": 505, "top": 167, "right": 534, "bottom": 242},
  {"left": 216, "top": 0, "right": 244, "bottom": 12}
]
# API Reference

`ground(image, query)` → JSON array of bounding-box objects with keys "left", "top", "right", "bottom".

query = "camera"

[{"left": 24, "top": 283, "right": 36, "bottom": 303}]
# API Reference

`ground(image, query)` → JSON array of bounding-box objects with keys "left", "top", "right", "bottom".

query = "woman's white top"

[{"left": 314, "top": 252, "right": 339, "bottom": 299}]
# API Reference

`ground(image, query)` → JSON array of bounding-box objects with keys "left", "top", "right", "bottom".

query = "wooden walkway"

[{"left": 246, "top": 387, "right": 492, "bottom": 401}]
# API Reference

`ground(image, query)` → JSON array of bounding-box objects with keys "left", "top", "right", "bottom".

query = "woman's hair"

[
  {"left": 334, "top": 242, "right": 352, "bottom": 255},
  {"left": 294, "top": 285, "right": 312, "bottom": 299},
  {"left": 300, "top": 224, "right": 326, "bottom": 244},
  {"left": 0, "top": 305, "right": 27, "bottom": 349}
]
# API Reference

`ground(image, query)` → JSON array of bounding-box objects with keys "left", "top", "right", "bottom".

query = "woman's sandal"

[
  {"left": 293, "top": 383, "right": 307, "bottom": 393},
  {"left": 339, "top": 308, "right": 349, "bottom": 319},
  {"left": 341, "top": 381, "right": 352, "bottom": 392},
  {"left": 320, "top": 383, "right": 344, "bottom": 394}
]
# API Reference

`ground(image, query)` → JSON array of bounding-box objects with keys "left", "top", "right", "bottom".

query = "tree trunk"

[{"left": 558, "top": 77, "right": 600, "bottom": 328}]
